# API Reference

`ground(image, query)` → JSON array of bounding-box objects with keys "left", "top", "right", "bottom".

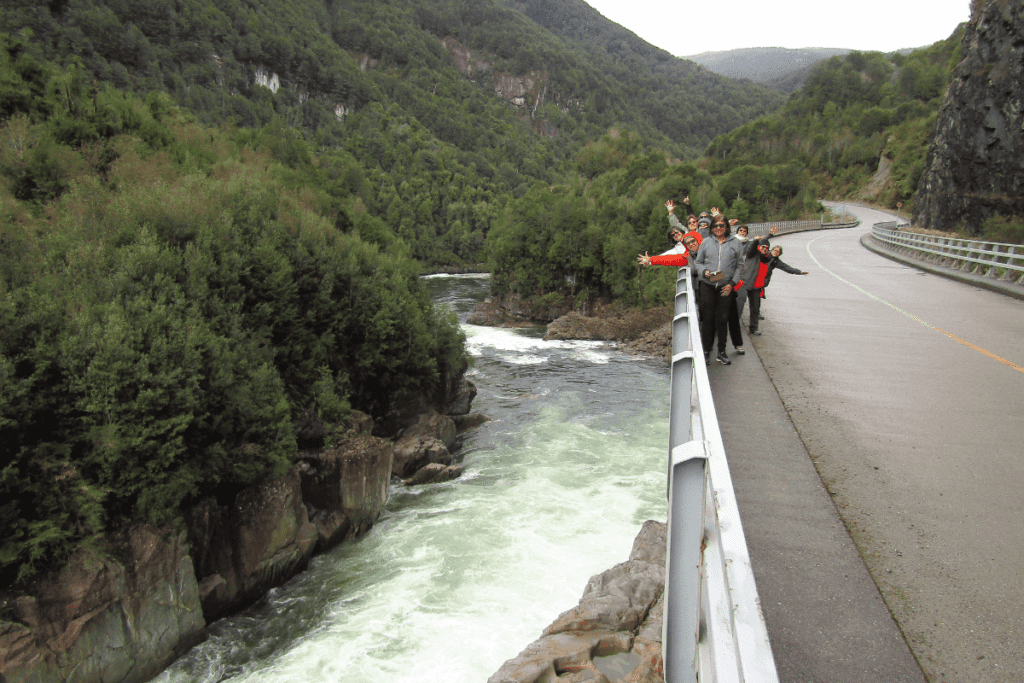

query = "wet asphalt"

[{"left": 707, "top": 207, "right": 1024, "bottom": 682}]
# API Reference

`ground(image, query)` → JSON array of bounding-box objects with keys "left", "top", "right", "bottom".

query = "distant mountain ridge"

[{"left": 687, "top": 47, "right": 852, "bottom": 91}]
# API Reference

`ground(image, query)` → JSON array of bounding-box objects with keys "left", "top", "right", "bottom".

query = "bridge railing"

[
  {"left": 746, "top": 218, "right": 860, "bottom": 238},
  {"left": 871, "top": 224, "right": 1024, "bottom": 285},
  {"left": 663, "top": 267, "right": 778, "bottom": 683}
]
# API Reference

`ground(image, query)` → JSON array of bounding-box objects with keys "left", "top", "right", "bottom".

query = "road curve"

[{"left": 751, "top": 206, "right": 1024, "bottom": 682}]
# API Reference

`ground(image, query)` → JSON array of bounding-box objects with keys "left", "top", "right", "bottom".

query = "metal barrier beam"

[
  {"left": 663, "top": 266, "right": 778, "bottom": 683},
  {"left": 871, "top": 224, "right": 1024, "bottom": 285}
]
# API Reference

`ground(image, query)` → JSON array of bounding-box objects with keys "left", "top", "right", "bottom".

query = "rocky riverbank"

[
  {"left": 0, "top": 381, "right": 487, "bottom": 683},
  {"left": 475, "top": 304, "right": 671, "bottom": 683},
  {"left": 488, "top": 521, "right": 666, "bottom": 683},
  {"left": 469, "top": 296, "right": 673, "bottom": 360}
]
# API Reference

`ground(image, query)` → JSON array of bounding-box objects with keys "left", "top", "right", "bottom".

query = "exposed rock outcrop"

[
  {"left": 0, "top": 526, "right": 204, "bottom": 683},
  {"left": 1, "top": 392, "right": 479, "bottom": 683},
  {"left": 187, "top": 468, "right": 318, "bottom": 621},
  {"left": 488, "top": 520, "right": 666, "bottom": 683},
  {"left": 545, "top": 306, "right": 672, "bottom": 343},
  {"left": 914, "top": 0, "right": 1024, "bottom": 232},
  {"left": 620, "top": 323, "right": 673, "bottom": 361},
  {"left": 467, "top": 294, "right": 574, "bottom": 327},
  {"left": 403, "top": 463, "right": 463, "bottom": 486},
  {"left": 299, "top": 435, "right": 394, "bottom": 550},
  {"left": 453, "top": 412, "right": 490, "bottom": 431},
  {"left": 392, "top": 410, "right": 458, "bottom": 478},
  {"left": 444, "top": 378, "right": 478, "bottom": 416}
]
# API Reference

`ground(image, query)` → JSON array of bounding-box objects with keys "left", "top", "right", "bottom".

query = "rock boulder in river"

[
  {"left": 488, "top": 520, "right": 666, "bottom": 683},
  {"left": 545, "top": 305, "right": 672, "bottom": 344},
  {"left": 391, "top": 410, "right": 459, "bottom": 478},
  {"left": 403, "top": 463, "right": 463, "bottom": 486}
]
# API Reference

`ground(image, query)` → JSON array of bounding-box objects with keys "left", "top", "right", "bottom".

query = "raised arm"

[{"left": 774, "top": 258, "right": 807, "bottom": 275}]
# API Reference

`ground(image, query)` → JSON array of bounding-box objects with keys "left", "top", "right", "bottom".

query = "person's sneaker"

[
  {"left": 734, "top": 346, "right": 745, "bottom": 355},
  {"left": 758, "top": 314, "right": 765, "bottom": 320},
  {"left": 705, "top": 352, "right": 711, "bottom": 365},
  {"left": 748, "top": 327, "right": 762, "bottom": 336},
  {"left": 716, "top": 351, "right": 731, "bottom": 365}
]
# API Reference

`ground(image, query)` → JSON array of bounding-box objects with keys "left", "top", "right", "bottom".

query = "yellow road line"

[{"left": 806, "top": 236, "right": 1024, "bottom": 374}]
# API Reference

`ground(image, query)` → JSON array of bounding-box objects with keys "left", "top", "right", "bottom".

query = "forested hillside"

[
  {"left": 0, "top": 29, "right": 473, "bottom": 585},
  {"left": 704, "top": 33, "right": 964, "bottom": 212},
  {"left": 0, "top": 0, "right": 782, "bottom": 589},
  {"left": 1, "top": 0, "right": 782, "bottom": 267},
  {"left": 0, "top": 0, "right": 976, "bottom": 589},
  {"left": 688, "top": 47, "right": 851, "bottom": 92}
]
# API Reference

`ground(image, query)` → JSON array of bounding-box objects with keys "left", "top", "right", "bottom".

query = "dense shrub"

[{"left": 0, "top": 71, "right": 466, "bottom": 586}]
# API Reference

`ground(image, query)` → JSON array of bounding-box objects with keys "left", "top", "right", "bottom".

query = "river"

[{"left": 155, "top": 274, "right": 670, "bottom": 683}]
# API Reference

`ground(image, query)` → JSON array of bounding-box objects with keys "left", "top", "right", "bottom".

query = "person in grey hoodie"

[{"left": 694, "top": 215, "right": 743, "bottom": 365}]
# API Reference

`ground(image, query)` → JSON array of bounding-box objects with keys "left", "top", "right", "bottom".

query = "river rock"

[
  {"left": 467, "top": 294, "right": 573, "bottom": 327},
  {"left": 299, "top": 435, "right": 394, "bottom": 550},
  {"left": 444, "top": 378, "right": 478, "bottom": 416},
  {"left": 0, "top": 525, "right": 205, "bottom": 683},
  {"left": 620, "top": 322, "right": 672, "bottom": 361},
  {"left": 401, "top": 410, "right": 457, "bottom": 450},
  {"left": 403, "top": 463, "right": 463, "bottom": 486},
  {"left": 391, "top": 436, "right": 451, "bottom": 478},
  {"left": 488, "top": 520, "right": 667, "bottom": 683},
  {"left": 544, "top": 306, "right": 672, "bottom": 342},
  {"left": 452, "top": 412, "right": 490, "bottom": 431},
  {"left": 391, "top": 411, "right": 459, "bottom": 477},
  {"left": 347, "top": 409, "right": 374, "bottom": 436},
  {"left": 186, "top": 468, "right": 318, "bottom": 621}
]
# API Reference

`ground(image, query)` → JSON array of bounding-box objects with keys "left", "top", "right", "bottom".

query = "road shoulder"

[{"left": 709, "top": 348, "right": 926, "bottom": 683}]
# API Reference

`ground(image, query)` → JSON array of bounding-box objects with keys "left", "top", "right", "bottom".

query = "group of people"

[{"left": 637, "top": 197, "right": 808, "bottom": 365}]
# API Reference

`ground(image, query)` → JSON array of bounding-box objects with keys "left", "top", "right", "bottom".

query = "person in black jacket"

[
  {"left": 752, "top": 245, "right": 809, "bottom": 332},
  {"left": 764, "top": 245, "right": 808, "bottom": 287}
]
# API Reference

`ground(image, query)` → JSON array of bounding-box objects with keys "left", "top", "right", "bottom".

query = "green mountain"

[
  {"left": 1, "top": 0, "right": 783, "bottom": 267},
  {"left": 0, "top": 0, "right": 788, "bottom": 585},
  {"left": 0, "top": 0, "right": 976, "bottom": 588},
  {"left": 704, "top": 34, "right": 965, "bottom": 210},
  {"left": 688, "top": 47, "right": 852, "bottom": 92}
]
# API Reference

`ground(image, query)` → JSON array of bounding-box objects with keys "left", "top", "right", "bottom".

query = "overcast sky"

[{"left": 582, "top": 0, "right": 971, "bottom": 56}]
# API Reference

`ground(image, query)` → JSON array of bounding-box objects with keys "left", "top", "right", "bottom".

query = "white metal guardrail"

[
  {"left": 663, "top": 214, "right": 859, "bottom": 681},
  {"left": 746, "top": 218, "right": 860, "bottom": 238},
  {"left": 663, "top": 267, "right": 779, "bottom": 683},
  {"left": 871, "top": 224, "right": 1024, "bottom": 285}
]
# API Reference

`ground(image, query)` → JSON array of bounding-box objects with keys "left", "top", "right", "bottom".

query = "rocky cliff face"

[
  {"left": 0, "top": 527, "right": 204, "bottom": 683},
  {"left": 0, "top": 396, "right": 485, "bottom": 683},
  {"left": 914, "top": 0, "right": 1024, "bottom": 233}
]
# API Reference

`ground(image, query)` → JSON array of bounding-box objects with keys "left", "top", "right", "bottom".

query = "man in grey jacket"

[{"left": 694, "top": 216, "right": 743, "bottom": 365}]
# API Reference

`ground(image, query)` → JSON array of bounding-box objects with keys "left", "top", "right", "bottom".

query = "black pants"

[
  {"left": 727, "top": 293, "right": 743, "bottom": 347},
  {"left": 748, "top": 288, "right": 764, "bottom": 331},
  {"left": 698, "top": 281, "right": 734, "bottom": 354}
]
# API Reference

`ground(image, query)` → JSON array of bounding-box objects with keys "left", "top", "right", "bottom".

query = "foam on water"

[{"left": 155, "top": 277, "right": 669, "bottom": 683}]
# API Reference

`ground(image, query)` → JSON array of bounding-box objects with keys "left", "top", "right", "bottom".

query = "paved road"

[{"left": 715, "top": 206, "right": 1024, "bottom": 682}]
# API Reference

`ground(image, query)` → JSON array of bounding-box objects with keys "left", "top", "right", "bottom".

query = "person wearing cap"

[
  {"left": 735, "top": 226, "right": 778, "bottom": 332},
  {"left": 695, "top": 215, "right": 713, "bottom": 239},
  {"left": 744, "top": 234, "right": 810, "bottom": 335},
  {"left": 693, "top": 214, "right": 743, "bottom": 365}
]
